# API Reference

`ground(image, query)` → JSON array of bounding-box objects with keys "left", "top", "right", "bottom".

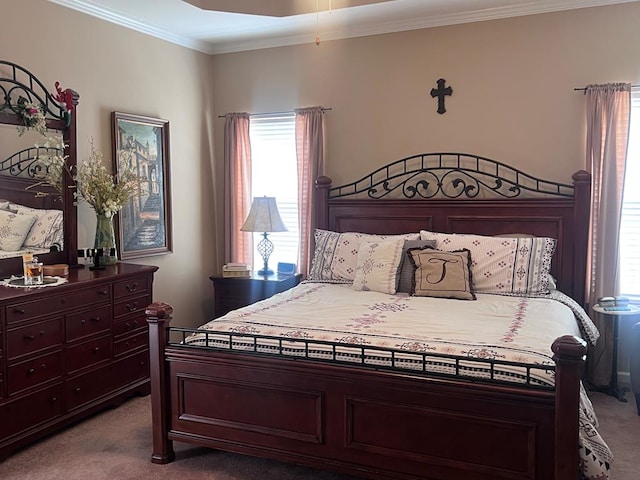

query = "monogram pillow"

[
  {"left": 397, "top": 239, "right": 437, "bottom": 293},
  {"left": 352, "top": 239, "right": 405, "bottom": 294},
  {"left": 408, "top": 247, "right": 476, "bottom": 300},
  {"left": 419, "top": 230, "right": 556, "bottom": 295},
  {"left": 309, "top": 229, "right": 420, "bottom": 283}
]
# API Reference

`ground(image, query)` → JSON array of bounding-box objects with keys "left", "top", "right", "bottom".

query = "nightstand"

[
  {"left": 210, "top": 272, "right": 303, "bottom": 318},
  {"left": 592, "top": 303, "right": 640, "bottom": 402}
]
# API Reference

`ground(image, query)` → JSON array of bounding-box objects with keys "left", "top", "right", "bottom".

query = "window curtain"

[
  {"left": 223, "top": 113, "right": 253, "bottom": 266},
  {"left": 585, "top": 83, "right": 631, "bottom": 388},
  {"left": 295, "top": 107, "right": 325, "bottom": 277}
]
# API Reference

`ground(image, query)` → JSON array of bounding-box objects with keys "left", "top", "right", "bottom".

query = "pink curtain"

[
  {"left": 223, "top": 113, "right": 253, "bottom": 266},
  {"left": 585, "top": 83, "right": 631, "bottom": 387},
  {"left": 295, "top": 107, "right": 325, "bottom": 277}
]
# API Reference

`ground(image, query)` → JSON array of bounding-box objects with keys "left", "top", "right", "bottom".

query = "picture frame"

[{"left": 111, "top": 112, "right": 172, "bottom": 259}]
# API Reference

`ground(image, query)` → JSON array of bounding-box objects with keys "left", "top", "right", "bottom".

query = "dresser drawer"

[
  {"left": 6, "top": 286, "right": 111, "bottom": 324},
  {"left": 113, "top": 293, "right": 151, "bottom": 318},
  {"left": 66, "top": 349, "right": 149, "bottom": 410},
  {"left": 114, "top": 275, "right": 151, "bottom": 299},
  {"left": 111, "top": 349, "right": 149, "bottom": 388},
  {"left": 113, "top": 316, "right": 146, "bottom": 338},
  {"left": 114, "top": 330, "right": 148, "bottom": 357},
  {"left": 0, "top": 383, "right": 63, "bottom": 440},
  {"left": 65, "top": 335, "right": 112, "bottom": 374},
  {"left": 8, "top": 350, "right": 64, "bottom": 396},
  {"left": 6, "top": 317, "right": 63, "bottom": 361},
  {"left": 66, "top": 362, "right": 113, "bottom": 411},
  {"left": 66, "top": 305, "right": 112, "bottom": 342}
]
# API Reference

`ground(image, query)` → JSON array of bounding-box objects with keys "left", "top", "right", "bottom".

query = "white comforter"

[{"left": 190, "top": 282, "right": 612, "bottom": 479}]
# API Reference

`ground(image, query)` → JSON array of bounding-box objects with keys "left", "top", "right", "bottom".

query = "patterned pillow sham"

[
  {"left": 419, "top": 230, "right": 556, "bottom": 295},
  {"left": 10, "top": 204, "right": 64, "bottom": 250},
  {"left": 309, "top": 229, "right": 420, "bottom": 283},
  {"left": 407, "top": 246, "right": 476, "bottom": 300},
  {"left": 352, "top": 239, "right": 405, "bottom": 294},
  {"left": 397, "top": 239, "right": 437, "bottom": 293},
  {"left": 0, "top": 210, "right": 38, "bottom": 251}
]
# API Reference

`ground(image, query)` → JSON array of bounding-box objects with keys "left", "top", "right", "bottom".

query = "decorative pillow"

[
  {"left": 0, "top": 200, "right": 17, "bottom": 213},
  {"left": 397, "top": 239, "right": 437, "bottom": 293},
  {"left": 419, "top": 230, "right": 556, "bottom": 295},
  {"left": 352, "top": 239, "right": 405, "bottom": 294},
  {"left": 309, "top": 229, "right": 420, "bottom": 283},
  {"left": 408, "top": 247, "right": 476, "bottom": 300},
  {"left": 0, "top": 210, "right": 37, "bottom": 251},
  {"left": 10, "top": 204, "right": 64, "bottom": 250}
]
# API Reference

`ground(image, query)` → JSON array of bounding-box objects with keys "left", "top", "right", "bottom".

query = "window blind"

[
  {"left": 619, "top": 87, "right": 640, "bottom": 300},
  {"left": 249, "top": 113, "right": 300, "bottom": 269}
]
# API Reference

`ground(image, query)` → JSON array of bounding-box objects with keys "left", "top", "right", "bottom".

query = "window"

[
  {"left": 249, "top": 113, "right": 299, "bottom": 269},
  {"left": 619, "top": 87, "right": 640, "bottom": 300}
]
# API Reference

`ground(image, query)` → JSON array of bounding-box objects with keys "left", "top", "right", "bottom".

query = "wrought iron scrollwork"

[
  {"left": 331, "top": 153, "right": 573, "bottom": 200},
  {"left": 0, "top": 60, "right": 66, "bottom": 121},
  {"left": 0, "top": 146, "right": 61, "bottom": 179}
]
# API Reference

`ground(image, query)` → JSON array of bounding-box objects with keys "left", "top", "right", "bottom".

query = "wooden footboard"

[{"left": 146, "top": 303, "right": 586, "bottom": 480}]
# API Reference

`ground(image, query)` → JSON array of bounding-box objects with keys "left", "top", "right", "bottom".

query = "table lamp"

[{"left": 240, "top": 196, "right": 287, "bottom": 275}]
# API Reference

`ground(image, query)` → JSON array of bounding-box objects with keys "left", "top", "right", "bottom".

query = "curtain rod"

[
  {"left": 218, "top": 107, "right": 331, "bottom": 118},
  {"left": 574, "top": 85, "right": 639, "bottom": 92}
]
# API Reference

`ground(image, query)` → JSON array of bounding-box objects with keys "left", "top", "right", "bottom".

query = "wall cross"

[{"left": 430, "top": 78, "right": 453, "bottom": 114}]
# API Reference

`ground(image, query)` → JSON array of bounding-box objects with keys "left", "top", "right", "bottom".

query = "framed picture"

[{"left": 111, "top": 112, "right": 172, "bottom": 259}]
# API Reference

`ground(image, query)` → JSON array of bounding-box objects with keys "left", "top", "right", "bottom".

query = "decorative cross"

[{"left": 430, "top": 78, "right": 453, "bottom": 114}]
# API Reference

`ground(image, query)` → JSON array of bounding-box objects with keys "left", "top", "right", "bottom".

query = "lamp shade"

[{"left": 240, "top": 197, "right": 287, "bottom": 233}]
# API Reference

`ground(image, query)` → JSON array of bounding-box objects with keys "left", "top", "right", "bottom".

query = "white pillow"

[
  {"left": 10, "top": 204, "right": 64, "bottom": 249},
  {"left": 419, "top": 230, "right": 556, "bottom": 295},
  {"left": 352, "top": 239, "right": 405, "bottom": 294},
  {"left": 0, "top": 210, "right": 38, "bottom": 251},
  {"left": 309, "top": 229, "right": 420, "bottom": 283}
]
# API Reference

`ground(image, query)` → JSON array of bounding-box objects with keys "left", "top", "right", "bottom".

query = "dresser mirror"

[{"left": 0, "top": 60, "right": 79, "bottom": 276}]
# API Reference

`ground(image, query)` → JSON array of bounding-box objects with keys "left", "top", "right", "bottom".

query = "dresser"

[
  {"left": 0, "top": 263, "right": 157, "bottom": 460},
  {"left": 210, "top": 273, "right": 302, "bottom": 318}
]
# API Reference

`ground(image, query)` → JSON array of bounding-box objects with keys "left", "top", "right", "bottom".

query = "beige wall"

[
  {"left": 211, "top": 2, "right": 640, "bottom": 185},
  {"left": 1, "top": 0, "right": 218, "bottom": 326}
]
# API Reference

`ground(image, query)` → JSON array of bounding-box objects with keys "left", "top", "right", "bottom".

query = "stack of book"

[{"left": 222, "top": 263, "right": 251, "bottom": 278}]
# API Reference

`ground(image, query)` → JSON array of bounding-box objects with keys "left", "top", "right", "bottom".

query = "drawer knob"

[
  {"left": 98, "top": 290, "right": 108, "bottom": 296},
  {"left": 92, "top": 346, "right": 100, "bottom": 353},
  {"left": 92, "top": 317, "right": 101, "bottom": 323},
  {"left": 74, "top": 387, "right": 81, "bottom": 393},
  {"left": 13, "top": 308, "right": 25, "bottom": 315},
  {"left": 50, "top": 397, "right": 58, "bottom": 403},
  {"left": 126, "top": 283, "right": 138, "bottom": 292},
  {"left": 126, "top": 302, "right": 138, "bottom": 312},
  {"left": 27, "top": 368, "right": 35, "bottom": 376},
  {"left": 80, "top": 319, "right": 86, "bottom": 325}
]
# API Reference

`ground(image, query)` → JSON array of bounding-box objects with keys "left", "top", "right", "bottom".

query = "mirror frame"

[{"left": 0, "top": 60, "right": 79, "bottom": 276}]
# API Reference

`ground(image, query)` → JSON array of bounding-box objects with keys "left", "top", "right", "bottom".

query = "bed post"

[
  {"left": 552, "top": 335, "right": 587, "bottom": 480},
  {"left": 315, "top": 175, "right": 332, "bottom": 230},
  {"left": 571, "top": 170, "right": 591, "bottom": 308},
  {"left": 146, "top": 302, "right": 175, "bottom": 464}
]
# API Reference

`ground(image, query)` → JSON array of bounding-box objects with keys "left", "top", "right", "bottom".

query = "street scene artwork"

[{"left": 112, "top": 112, "right": 172, "bottom": 259}]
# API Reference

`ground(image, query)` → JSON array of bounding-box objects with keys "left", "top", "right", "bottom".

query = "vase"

[{"left": 94, "top": 213, "right": 118, "bottom": 266}]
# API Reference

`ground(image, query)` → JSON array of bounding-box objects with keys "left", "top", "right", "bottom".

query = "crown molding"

[
  {"left": 51, "top": 0, "right": 638, "bottom": 56},
  {"left": 49, "top": 0, "right": 215, "bottom": 54}
]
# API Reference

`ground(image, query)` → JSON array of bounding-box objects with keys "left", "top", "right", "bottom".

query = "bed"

[
  {"left": 0, "top": 59, "right": 78, "bottom": 274},
  {"left": 146, "top": 153, "right": 608, "bottom": 480}
]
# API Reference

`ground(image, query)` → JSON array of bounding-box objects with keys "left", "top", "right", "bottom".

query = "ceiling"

[{"left": 50, "top": 0, "right": 637, "bottom": 55}]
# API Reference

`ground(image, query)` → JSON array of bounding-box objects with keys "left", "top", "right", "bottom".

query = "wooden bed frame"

[{"left": 147, "top": 153, "right": 591, "bottom": 480}]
